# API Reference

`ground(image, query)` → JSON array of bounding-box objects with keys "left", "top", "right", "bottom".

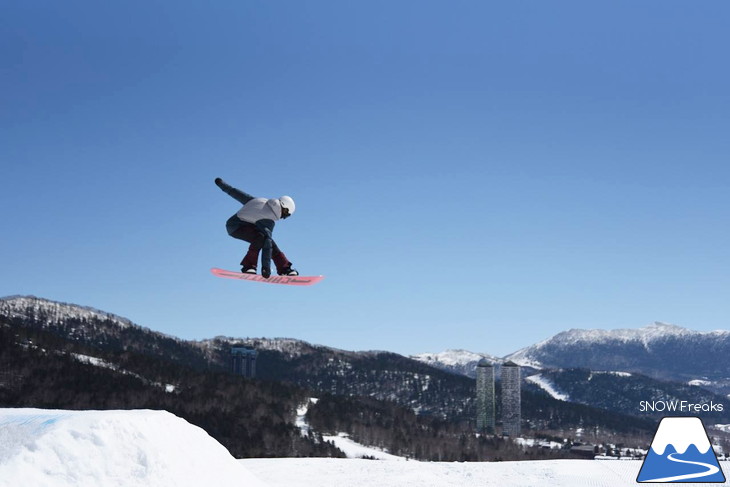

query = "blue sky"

[{"left": 2, "top": 1, "right": 729, "bottom": 357}]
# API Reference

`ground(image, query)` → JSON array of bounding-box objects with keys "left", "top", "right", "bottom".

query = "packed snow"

[
  {"left": 242, "top": 457, "right": 729, "bottom": 487},
  {"left": 1, "top": 408, "right": 727, "bottom": 487},
  {"left": 0, "top": 409, "right": 264, "bottom": 487}
]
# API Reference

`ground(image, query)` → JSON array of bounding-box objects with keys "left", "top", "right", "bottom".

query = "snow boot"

[{"left": 273, "top": 251, "right": 297, "bottom": 276}]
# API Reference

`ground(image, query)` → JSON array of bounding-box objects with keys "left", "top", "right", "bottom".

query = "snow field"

[
  {"left": 1, "top": 408, "right": 726, "bottom": 487},
  {"left": 242, "top": 457, "right": 729, "bottom": 487}
]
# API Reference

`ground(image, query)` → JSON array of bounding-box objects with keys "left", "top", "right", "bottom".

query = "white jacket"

[{"left": 235, "top": 197, "right": 283, "bottom": 224}]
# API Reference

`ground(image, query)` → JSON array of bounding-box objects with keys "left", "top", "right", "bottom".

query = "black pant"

[{"left": 226, "top": 217, "right": 288, "bottom": 270}]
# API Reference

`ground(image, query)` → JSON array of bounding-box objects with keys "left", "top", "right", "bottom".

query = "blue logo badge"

[{"left": 637, "top": 417, "right": 726, "bottom": 483}]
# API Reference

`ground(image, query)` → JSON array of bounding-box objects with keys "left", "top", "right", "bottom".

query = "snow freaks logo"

[
  {"left": 639, "top": 401, "right": 724, "bottom": 413},
  {"left": 637, "top": 417, "right": 726, "bottom": 483}
]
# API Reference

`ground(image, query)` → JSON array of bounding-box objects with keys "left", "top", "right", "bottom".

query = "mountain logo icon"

[{"left": 637, "top": 416, "right": 726, "bottom": 483}]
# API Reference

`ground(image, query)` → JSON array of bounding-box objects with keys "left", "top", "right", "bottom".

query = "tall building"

[
  {"left": 475, "top": 359, "right": 496, "bottom": 433},
  {"left": 501, "top": 361, "right": 521, "bottom": 436},
  {"left": 230, "top": 347, "right": 257, "bottom": 378}
]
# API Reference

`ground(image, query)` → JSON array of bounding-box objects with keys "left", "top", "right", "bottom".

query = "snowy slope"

[
  {"left": 0, "top": 409, "right": 265, "bottom": 487},
  {"left": 526, "top": 374, "right": 570, "bottom": 401},
  {"left": 506, "top": 322, "right": 730, "bottom": 368},
  {"left": 411, "top": 349, "right": 501, "bottom": 377},
  {"left": 242, "top": 457, "right": 729, "bottom": 487},
  {"left": 411, "top": 349, "right": 489, "bottom": 367},
  {"left": 297, "top": 398, "right": 405, "bottom": 461}
]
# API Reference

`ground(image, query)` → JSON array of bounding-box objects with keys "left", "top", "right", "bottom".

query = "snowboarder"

[{"left": 215, "top": 177, "right": 298, "bottom": 278}]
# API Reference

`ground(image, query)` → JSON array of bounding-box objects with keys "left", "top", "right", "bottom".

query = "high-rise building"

[
  {"left": 475, "top": 359, "right": 496, "bottom": 433},
  {"left": 230, "top": 347, "right": 257, "bottom": 378},
  {"left": 501, "top": 361, "right": 521, "bottom": 436}
]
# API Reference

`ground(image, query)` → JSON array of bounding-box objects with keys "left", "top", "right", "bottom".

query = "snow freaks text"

[{"left": 639, "top": 400, "right": 725, "bottom": 413}]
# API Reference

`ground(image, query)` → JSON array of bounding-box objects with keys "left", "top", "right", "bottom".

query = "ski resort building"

[
  {"left": 475, "top": 359, "right": 496, "bottom": 434},
  {"left": 501, "top": 361, "right": 521, "bottom": 437},
  {"left": 230, "top": 347, "right": 257, "bottom": 378}
]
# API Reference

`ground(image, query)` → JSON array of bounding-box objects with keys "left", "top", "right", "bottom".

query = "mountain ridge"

[
  {"left": 410, "top": 321, "right": 730, "bottom": 398},
  {"left": 7, "top": 295, "right": 723, "bottom": 371},
  {"left": 0, "top": 295, "right": 662, "bottom": 433},
  {"left": 2, "top": 294, "right": 664, "bottom": 460},
  {"left": 5, "top": 295, "right": 729, "bottom": 428},
  {"left": 507, "top": 322, "right": 730, "bottom": 367}
]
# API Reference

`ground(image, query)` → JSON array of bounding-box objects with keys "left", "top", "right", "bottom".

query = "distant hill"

[
  {"left": 410, "top": 350, "right": 502, "bottom": 378},
  {"left": 0, "top": 296, "right": 341, "bottom": 459},
  {"left": 413, "top": 323, "right": 730, "bottom": 426},
  {"left": 526, "top": 368, "right": 729, "bottom": 422},
  {"left": 412, "top": 324, "right": 730, "bottom": 389},
  {"left": 505, "top": 322, "right": 730, "bottom": 396},
  {"left": 1, "top": 295, "right": 662, "bottom": 458}
]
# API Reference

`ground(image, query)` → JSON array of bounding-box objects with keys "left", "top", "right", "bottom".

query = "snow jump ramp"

[{"left": 0, "top": 408, "right": 265, "bottom": 487}]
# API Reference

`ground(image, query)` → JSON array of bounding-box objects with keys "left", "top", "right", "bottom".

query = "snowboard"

[{"left": 210, "top": 267, "right": 324, "bottom": 286}]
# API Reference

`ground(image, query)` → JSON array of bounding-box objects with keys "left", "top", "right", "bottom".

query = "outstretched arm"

[{"left": 215, "top": 178, "right": 255, "bottom": 205}]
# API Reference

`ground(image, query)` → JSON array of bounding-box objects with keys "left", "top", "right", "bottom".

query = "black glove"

[
  {"left": 261, "top": 266, "right": 271, "bottom": 279},
  {"left": 214, "top": 177, "right": 223, "bottom": 185}
]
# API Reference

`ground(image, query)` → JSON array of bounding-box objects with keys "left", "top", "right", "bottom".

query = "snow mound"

[{"left": 0, "top": 409, "right": 265, "bottom": 487}]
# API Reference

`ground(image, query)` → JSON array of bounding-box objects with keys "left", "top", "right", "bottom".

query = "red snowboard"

[{"left": 211, "top": 267, "right": 324, "bottom": 286}]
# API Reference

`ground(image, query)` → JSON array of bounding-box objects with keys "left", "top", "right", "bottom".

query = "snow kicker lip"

[{"left": 211, "top": 268, "right": 325, "bottom": 286}]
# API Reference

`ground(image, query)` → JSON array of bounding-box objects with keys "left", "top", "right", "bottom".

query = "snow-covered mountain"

[
  {"left": 5, "top": 295, "right": 728, "bottom": 433},
  {"left": 504, "top": 322, "right": 730, "bottom": 394},
  {"left": 2, "top": 295, "right": 663, "bottom": 437},
  {"left": 506, "top": 321, "right": 728, "bottom": 366},
  {"left": 0, "top": 295, "right": 215, "bottom": 369},
  {"left": 414, "top": 322, "right": 730, "bottom": 400},
  {"left": 0, "top": 295, "right": 137, "bottom": 330},
  {"left": 0, "top": 295, "right": 478, "bottom": 420},
  {"left": 410, "top": 350, "right": 501, "bottom": 377}
]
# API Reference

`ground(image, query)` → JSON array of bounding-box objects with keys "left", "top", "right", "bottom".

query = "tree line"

[{"left": 0, "top": 323, "right": 342, "bottom": 458}]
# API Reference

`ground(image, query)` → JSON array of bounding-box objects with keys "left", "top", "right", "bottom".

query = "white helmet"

[{"left": 279, "top": 195, "right": 295, "bottom": 218}]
